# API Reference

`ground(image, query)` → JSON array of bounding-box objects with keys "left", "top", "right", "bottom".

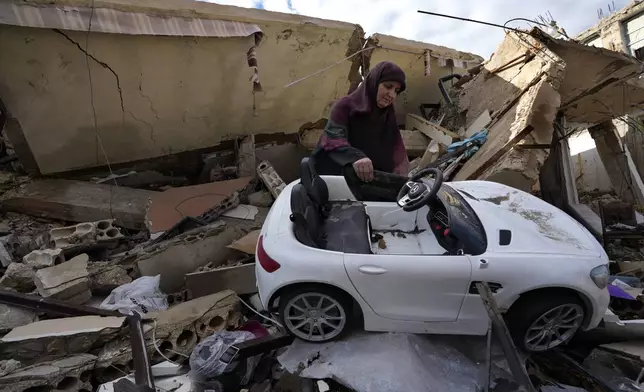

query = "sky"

[{"left": 205, "top": 0, "right": 630, "bottom": 58}]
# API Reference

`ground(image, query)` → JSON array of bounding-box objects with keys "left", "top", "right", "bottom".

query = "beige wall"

[{"left": 0, "top": 0, "right": 481, "bottom": 174}]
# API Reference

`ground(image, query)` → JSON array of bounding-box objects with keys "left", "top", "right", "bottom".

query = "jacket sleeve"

[
  {"left": 392, "top": 129, "right": 410, "bottom": 176},
  {"left": 316, "top": 101, "right": 366, "bottom": 167}
]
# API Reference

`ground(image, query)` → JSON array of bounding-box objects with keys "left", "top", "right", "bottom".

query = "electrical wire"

[
  {"left": 239, "top": 297, "right": 283, "bottom": 328},
  {"left": 151, "top": 319, "right": 190, "bottom": 367}
]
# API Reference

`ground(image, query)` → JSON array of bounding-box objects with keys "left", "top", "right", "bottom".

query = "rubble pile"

[{"left": 0, "top": 142, "right": 325, "bottom": 391}]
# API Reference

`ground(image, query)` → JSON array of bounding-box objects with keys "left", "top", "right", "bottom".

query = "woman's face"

[{"left": 376, "top": 81, "right": 402, "bottom": 108}]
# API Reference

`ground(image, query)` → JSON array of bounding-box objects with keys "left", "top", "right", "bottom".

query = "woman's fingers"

[{"left": 353, "top": 158, "right": 374, "bottom": 182}]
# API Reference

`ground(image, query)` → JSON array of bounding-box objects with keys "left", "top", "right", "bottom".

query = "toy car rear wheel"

[
  {"left": 506, "top": 293, "right": 585, "bottom": 352},
  {"left": 279, "top": 285, "right": 351, "bottom": 343}
]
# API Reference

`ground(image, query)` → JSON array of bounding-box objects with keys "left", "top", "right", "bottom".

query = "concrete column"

[{"left": 589, "top": 121, "right": 644, "bottom": 205}]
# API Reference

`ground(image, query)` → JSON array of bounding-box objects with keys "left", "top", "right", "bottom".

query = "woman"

[{"left": 312, "top": 61, "right": 409, "bottom": 182}]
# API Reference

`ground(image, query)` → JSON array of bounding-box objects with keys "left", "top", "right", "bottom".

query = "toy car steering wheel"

[{"left": 396, "top": 168, "right": 444, "bottom": 212}]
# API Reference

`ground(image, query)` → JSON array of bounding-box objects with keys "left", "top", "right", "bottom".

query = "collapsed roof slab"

[{"left": 530, "top": 29, "right": 644, "bottom": 124}]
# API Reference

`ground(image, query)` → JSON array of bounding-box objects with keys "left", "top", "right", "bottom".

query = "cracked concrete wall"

[{"left": 0, "top": 0, "right": 363, "bottom": 174}]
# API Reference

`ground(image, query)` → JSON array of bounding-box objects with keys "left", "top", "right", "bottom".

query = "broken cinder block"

[
  {"left": 50, "top": 222, "right": 96, "bottom": 249},
  {"left": 34, "top": 253, "right": 91, "bottom": 304},
  {"left": 96, "top": 219, "right": 125, "bottom": 242},
  {"left": 147, "top": 290, "right": 242, "bottom": 362},
  {"left": 0, "top": 263, "right": 35, "bottom": 293},
  {"left": 0, "top": 353, "right": 96, "bottom": 392},
  {"left": 257, "top": 161, "right": 286, "bottom": 198},
  {"left": 248, "top": 190, "right": 273, "bottom": 207},
  {"left": 23, "top": 248, "right": 65, "bottom": 269}
]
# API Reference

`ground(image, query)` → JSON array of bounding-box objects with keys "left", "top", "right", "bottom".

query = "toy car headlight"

[{"left": 590, "top": 264, "right": 609, "bottom": 289}]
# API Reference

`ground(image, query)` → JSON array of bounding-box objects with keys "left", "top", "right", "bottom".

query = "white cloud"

[{"left": 207, "top": 0, "right": 630, "bottom": 57}]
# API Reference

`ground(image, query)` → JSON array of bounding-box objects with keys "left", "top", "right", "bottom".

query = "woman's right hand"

[{"left": 353, "top": 157, "right": 374, "bottom": 182}]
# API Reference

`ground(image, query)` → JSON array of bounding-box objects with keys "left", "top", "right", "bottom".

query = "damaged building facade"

[{"left": 2, "top": 0, "right": 644, "bottom": 391}]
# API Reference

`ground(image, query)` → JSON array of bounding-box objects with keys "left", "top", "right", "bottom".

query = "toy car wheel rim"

[
  {"left": 283, "top": 293, "right": 347, "bottom": 342},
  {"left": 523, "top": 303, "right": 583, "bottom": 352}
]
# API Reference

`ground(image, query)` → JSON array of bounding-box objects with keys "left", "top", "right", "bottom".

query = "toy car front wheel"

[
  {"left": 507, "top": 294, "right": 585, "bottom": 352},
  {"left": 279, "top": 286, "right": 351, "bottom": 343}
]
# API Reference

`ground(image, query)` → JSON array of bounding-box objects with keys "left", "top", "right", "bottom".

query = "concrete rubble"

[
  {"left": 1, "top": 1, "right": 644, "bottom": 390},
  {"left": 34, "top": 253, "right": 92, "bottom": 304}
]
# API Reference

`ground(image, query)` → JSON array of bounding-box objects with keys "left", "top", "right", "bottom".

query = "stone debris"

[
  {"left": 34, "top": 253, "right": 91, "bottom": 304},
  {"left": 0, "top": 262, "right": 36, "bottom": 293},
  {"left": 87, "top": 262, "right": 132, "bottom": 294},
  {"left": 23, "top": 248, "right": 65, "bottom": 269},
  {"left": 0, "top": 304, "right": 38, "bottom": 335},
  {"left": 248, "top": 190, "right": 274, "bottom": 207},
  {"left": 0, "top": 360, "right": 21, "bottom": 378}
]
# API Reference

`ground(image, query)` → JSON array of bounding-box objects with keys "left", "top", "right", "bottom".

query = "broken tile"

[
  {"left": 0, "top": 316, "right": 124, "bottom": 364},
  {"left": 223, "top": 205, "right": 259, "bottom": 220},
  {"left": 0, "top": 304, "right": 38, "bottom": 335},
  {"left": 49, "top": 222, "right": 97, "bottom": 249},
  {"left": 248, "top": 190, "right": 273, "bottom": 207},
  {"left": 257, "top": 161, "right": 286, "bottom": 198},
  {"left": 88, "top": 262, "right": 132, "bottom": 294},
  {"left": 0, "top": 263, "right": 35, "bottom": 293},
  {"left": 0, "top": 353, "right": 95, "bottom": 392},
  {"left": 22, "top": 248, "right": 65, "bottom": 269},
  {"left": 34, "top": 253, "right": 91, "bottom": 304},
  {"left": 145, "top": 177, "right": 253, "bottom": 234}
]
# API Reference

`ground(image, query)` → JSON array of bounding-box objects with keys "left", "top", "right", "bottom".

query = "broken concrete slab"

[
  {"left": 248, "top": 190, "right": 273, "bottom": 207},
  {"left": 136, "top": 221, "right": 246, "bottom": 293},
  {"left": 34, "top": 253, "right": 91, "bottom": 304},
  {"left": 455, "top": 77, "right": 561, "bottom": 191},
  {"left": 23, "top": 248, "right": 65, "bottom": 269},
  {"left": 186, "top": 263, "right": 257, "bottom": 298},
  {"left": 95, "top": 170, "right": 189, "bottom": 189},
  {"left": 145, "top": 177, "right": 253, "bottom": 234},
  {"left": 0, "top": 316, "right": 124, "bottom": 364},
  {"left": 88, "top": 262, "right": 132, "bottom": 295},
  {"left": 406, "top": 113, "right": 459, "bottom": 147},
  {"left": 0, "top": 303, "right": 38, "bottom": 335},
  {"left": 148, "top": 290, "right": 242, "bottom": 360},
  {"left": 2, "top": 180, "right": 154, "bottom": 230},
  {"left": 0, "top": 353, "right": 95, "bottom": 392},
  {"left": 227, "top": 229, "right": 260, "bottom": 254},
  {"left": 464, "top": 110, "right": 491, "bottom": 139},
  {"left": 0, "top": 263, "right": 35, "bottom": 293}
]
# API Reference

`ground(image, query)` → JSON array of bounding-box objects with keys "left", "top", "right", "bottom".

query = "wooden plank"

[
  {"left": 186, "top": 263, "right": 257, "bottom": 297},
  {"left": 1, "top": 180, "right": 155, "bottom": 230},
  {"left": 406, "top": 113, "right": 459, "bottom": 147},
  {"left": 454, "top": 78, "right": 559, "bottom": 181}
]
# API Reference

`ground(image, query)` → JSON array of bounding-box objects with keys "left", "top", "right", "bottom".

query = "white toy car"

[{"left": 255, "top": 158, "right": 610, "bottom": 352}]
